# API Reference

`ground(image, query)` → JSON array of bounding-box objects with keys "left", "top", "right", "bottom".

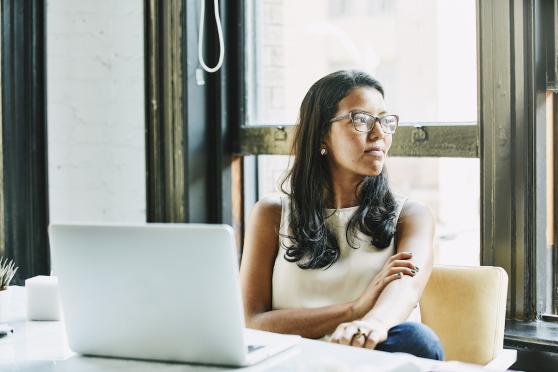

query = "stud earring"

[{"left": 320, "top": 148, "right": 327, "bottom": 156}]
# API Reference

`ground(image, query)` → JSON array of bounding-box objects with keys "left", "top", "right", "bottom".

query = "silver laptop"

[{"left": 48, "top": 223, "right": 300, "bottom": 366}]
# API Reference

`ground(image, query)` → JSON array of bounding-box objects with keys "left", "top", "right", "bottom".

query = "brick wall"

[{"left": 47, "top": 0, "right": 146, "bottom": 222}]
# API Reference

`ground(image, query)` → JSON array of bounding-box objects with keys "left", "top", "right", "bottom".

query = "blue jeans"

[{"left": 376, "top": 322, "right": 445, "bottom": 360}]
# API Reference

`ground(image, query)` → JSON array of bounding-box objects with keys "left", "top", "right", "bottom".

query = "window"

[
  {"left": 244, "top": 0, "right": 480, "bottom": 267},
  {"left": 237, "top": 0, "right": 555, "bottom": 327},
  {"left": 245, "top": 0, "right": 477, "bottom": 125}
]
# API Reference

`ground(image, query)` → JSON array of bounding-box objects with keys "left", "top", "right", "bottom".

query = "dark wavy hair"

[{"left": 279, "top": 70, "right": 398, "bottom": 270}]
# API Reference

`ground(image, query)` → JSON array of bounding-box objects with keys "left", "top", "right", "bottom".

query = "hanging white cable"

[{"left": 198, "top": 0, "right": 224, "bottom": 73}]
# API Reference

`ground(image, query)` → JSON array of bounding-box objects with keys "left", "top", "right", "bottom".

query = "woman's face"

[{"left": 323, "top": 87, "right": 392, "bottom": 179}]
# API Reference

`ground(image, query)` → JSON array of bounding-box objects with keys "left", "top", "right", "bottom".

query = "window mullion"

[
  {"left": 238, "top": 124, "right": 479, "bottom": 158},
  {"left": 479, "top": 0, "right": 548, "bottom": 320}
]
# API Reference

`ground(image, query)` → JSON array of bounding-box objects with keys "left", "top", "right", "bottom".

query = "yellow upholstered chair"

[{"left": 420, "top": 265, "right": 516, "bottom": 369}]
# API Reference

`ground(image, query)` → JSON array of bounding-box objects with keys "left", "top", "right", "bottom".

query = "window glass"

[{"left": 246, "top": 0, "right": 477, "bottom": 125}]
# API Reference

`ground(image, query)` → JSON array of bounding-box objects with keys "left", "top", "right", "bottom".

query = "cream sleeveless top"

[{"left": 272, "top": 193, "right": 421, "bottom": 328}]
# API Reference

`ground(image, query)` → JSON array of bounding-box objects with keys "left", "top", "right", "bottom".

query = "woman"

[{"left": 240, "top": 70, "right": 444, "bottom": 360}]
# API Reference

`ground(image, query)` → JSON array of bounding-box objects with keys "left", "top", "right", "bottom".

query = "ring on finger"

[{"left": 354, "top": 327, "right": 367, "bottom": 340}]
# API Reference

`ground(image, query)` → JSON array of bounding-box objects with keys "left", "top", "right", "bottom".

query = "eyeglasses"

[{"left": 329, "top": 111, "right": 399, "bottom": 134}]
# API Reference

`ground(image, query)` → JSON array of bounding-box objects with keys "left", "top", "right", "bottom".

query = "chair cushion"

[{"left": 419, "top": 265, "right": 508, "bottom": 365}]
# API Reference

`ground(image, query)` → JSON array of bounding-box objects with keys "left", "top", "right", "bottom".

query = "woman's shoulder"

[
  {"left": 250, "top": 193, "right": 285, "bottom": 226},
  {"left": 397, "top": 197, "right": 434, "bottom": 225},
  {"left": 253, "top": 193, "right": 284, "bottom": 209}
]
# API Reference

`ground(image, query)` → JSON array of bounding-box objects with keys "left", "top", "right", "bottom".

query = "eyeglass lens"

[{"left": 352, "top": 113, "right": 397, "bottom": 134}]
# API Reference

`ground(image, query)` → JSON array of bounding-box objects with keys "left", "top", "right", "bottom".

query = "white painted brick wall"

[{"left": 47, "top": 0, "right": 146, "bottom": 222}]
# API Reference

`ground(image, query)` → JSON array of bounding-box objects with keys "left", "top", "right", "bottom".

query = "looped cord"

[{"left": 198, "top": 0, "right": 224, "bottom": 73}]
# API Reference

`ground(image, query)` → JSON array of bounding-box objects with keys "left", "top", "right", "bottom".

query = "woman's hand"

[
  {"left": 328, "top": 318, "right": 389, "bottom": 349},
  {"left": 351, "top": 252, "right": 418, "bottom": 319}
]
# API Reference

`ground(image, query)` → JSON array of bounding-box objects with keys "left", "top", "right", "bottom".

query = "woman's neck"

[{"left": 326, "top": 173, "right": 364, "bottom": 209}]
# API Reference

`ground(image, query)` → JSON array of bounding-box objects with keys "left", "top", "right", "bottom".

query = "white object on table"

[
  {"left": 0, "top": 288, "right": 11, "bottom": 323},
  {"left": 25, "top": 275, "right": 62, "bottom": 321}
]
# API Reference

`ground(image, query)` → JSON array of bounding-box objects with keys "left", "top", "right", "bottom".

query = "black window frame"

[{"left": 0, "top": 0, "right": 49, "bottom": 284}]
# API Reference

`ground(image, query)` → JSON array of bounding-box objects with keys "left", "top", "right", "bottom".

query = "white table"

[{"left": 0, "top": 287, "right": 491, "bottom": 371}]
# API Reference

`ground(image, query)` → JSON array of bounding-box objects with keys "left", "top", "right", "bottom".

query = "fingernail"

[
  {"left": 397, "top": 272, "right": 402, "bottom": 278},
  {"left": 415, "top": 266, "right": 420, "bottom": 272},
  {"left": 407, "top": 252, "right": 413, "bottom": 256},
  {"left": 411, "top": 269, "right": 417, "bottom": 274}
]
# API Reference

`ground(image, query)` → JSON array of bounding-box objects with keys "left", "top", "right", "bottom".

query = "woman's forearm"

[
  {"left": 246, "top": 302, "right": 356, "bottom": 339},
  {"left": 362, "top": 277, "right": 421, "bottom": 329}
]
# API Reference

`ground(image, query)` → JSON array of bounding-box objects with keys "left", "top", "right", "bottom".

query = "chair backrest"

[{"left": 419, "top": 265, "right": 508, "bottom": 365}]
